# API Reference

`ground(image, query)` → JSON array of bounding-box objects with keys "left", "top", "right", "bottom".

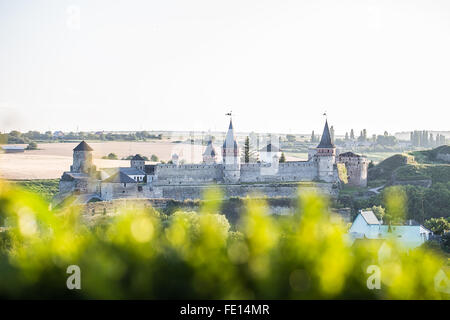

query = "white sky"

[{"left": 1, "top": 0, "right": 450, "bottom": 135}]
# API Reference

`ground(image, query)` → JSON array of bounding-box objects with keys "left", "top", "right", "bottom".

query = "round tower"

[
  {"left": 337, "top": 152, "right": 369, "bottom": 187},
  {"left": 71, "top": 141, "right": 94, "bottom": 174},
  {"left": 222, "top": 118, "right": 240, "bottom": 183},
  {"left": 316, "top": 120, "right": 336, "bottom": 182}
]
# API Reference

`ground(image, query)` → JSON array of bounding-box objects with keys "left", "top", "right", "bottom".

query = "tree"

[
  {"left": 350, "top": 129, "right": 355, "bottom": 140},
  {"left": 26, "top": 142, "right": 38, "bottom": 150},
  {"left": 345, "top": 132, "right": 349, "bottom": 141},
  {"left": 151, "top": 154, "right": 159, "bottom": 162},
  {"left": 103, "top": 153, "right": 118, "bottom": 160},
  {"left": 441, "top": 232, "right": 450, "bottom": 253},
  {"left": 286, "top": 134, "right": 296, "bottom": 142},
  {"left": 424, "top": 218, "right": 450, "bottom": 235},
  {"left": 242, "top": 136, "right": 258, "bottom": 163},
  {"left": 279, "top": 152, "right": 286, "bottom": 163},
  {"left": 244, "top": 136, "right": 250, "bottom": 163},
  {"left": 367, "top": 205, "right": 386, "bottom": 222}
]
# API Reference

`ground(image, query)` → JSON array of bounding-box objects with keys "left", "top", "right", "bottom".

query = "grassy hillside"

[
  {"left": 13, "top": 179, "right": 59, "bottom": 201},
  {"left": 368, "top": 148, "right": 450, "bottom": 187},
  {"left": 409, "top": 145, "right": 450, "bottom": 164},
  {"left": 368, "top": 154, "right": 414, "bottom": 181},
  {"left": 395, "top": 164, "right": 450, "bottom": 183}
]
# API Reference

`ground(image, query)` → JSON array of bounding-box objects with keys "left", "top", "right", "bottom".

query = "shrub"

[{"left": 0, "top": 182, "right": 447, "bottom": 299}]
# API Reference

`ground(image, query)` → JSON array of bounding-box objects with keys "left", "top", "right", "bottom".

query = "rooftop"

[
  {"left": 73, "top": 141, "right": 93, "bottom": 151},
  {"left": 360, "top": 210, "right": 380, "bottom": 225},
  {"left": 103, "top": 171, "right": 137, "bottom": 183},
  {"left": 131, "top": 154, "right": 145, "bottom": 161},
  {"left": 317, "top": 120, "right": 335, "bottom": 149}
]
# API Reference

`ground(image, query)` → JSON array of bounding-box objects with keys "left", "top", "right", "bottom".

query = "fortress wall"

[
  {"left": 154, "top": 164, "right": 224, "bottom": 184},
  {"left": 59, "top": 180, "right": 75, "bottom": 194},
  {"left": 101, "top": 182, "right": 139, "bottom": 201},
  {"left": 240, "top": 163, "right": 270, "bottom": 182},
  {"left": 158, "top": 183, "right": 336, "bottom": 201},
  {"left": 277, "top": 161, "right": 318, "bottom": 180},
  {"left": 240, "top": 161, "right": 318, "bottom": 183}
]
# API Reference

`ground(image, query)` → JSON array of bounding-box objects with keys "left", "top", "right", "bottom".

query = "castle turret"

[
  {"left": 71, "top": 141, "right": 94, "bottom": 174},
  {"left": 316, "top": 120, "right": 336, "bottom": 182},
  {"left": 222, "top": 118, "right": 240, "bottom": 183},
  {"left": 337, "top": 152, "right": 369, "bottom": 187},
  {"left": 203, "top": 139, "right": 217, "bottom": 164},
  {"left": 130, "top": 154, "right": 145, "bottom": 171}
]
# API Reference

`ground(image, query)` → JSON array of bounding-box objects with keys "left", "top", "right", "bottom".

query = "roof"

[
  {"left": 103, "top": 171, "right": 137, "bottom": 183},
  {"left": 317, "top": 120, "right": 335, "bottom": 149},
  {"left": 61, "top": 172, "right": 91, "bottom": 181},
  {"left": 119, "top": 167, "right": 146, "bottom": 176},
  {"left": 339, "top": 152, "right": 361, "bottom": 158},
  {"left": 360, "top": 210, "right": 380, "bottom": 225},
  {"left": 131, "top": 154, "right": 145, "bottom": 161},
  {"left": 73, "top": 141, "right": 93, "bottom": 151},
  {"left": 223, "top": 119, "right": 238, "bottom": 151},
  {"left": 102, "top": 167, "right": 145, "bottom": 176},
  {"left": 259, "top": 143, "right": 280, "bottom": 153},
  {"left": 203, "top": 140, "right": 217, "bottom": 157},
  {"left": 2, "top": 145, "right": 25, "bottom": 150}
]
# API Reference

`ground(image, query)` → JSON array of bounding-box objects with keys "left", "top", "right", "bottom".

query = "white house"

[
  {"left": 349, "top": 210, "right": 432, "bottom": 249},
  {"left": 2, "top": 145, "right": 25, "bottom": 153}
]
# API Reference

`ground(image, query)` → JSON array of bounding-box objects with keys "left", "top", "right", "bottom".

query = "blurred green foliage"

[{"left": 0, "top": 182, "right": 448, "bottom": 299}]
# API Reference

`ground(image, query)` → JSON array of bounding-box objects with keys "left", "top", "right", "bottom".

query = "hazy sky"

[{"left": 1, "top": 0, "right": 450, "bottom": 135}]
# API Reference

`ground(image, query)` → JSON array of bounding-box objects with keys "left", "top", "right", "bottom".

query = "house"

[
  {"left": 2, "top": 145, "right": 25, "bottom": 153},
  {"left": 349, "top": 210, "right": 432, "bottom": 249},
  {"left": 101, "top": 167, "right": 146, "bottom": 182},
  {"left": 101, "top": 171, "right": 139, "bottom": 200},
  {"left": 53, "top": 131, "right": 65, "bottom": 138}
]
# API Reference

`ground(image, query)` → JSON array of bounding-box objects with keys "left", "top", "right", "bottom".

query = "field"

[
  {"left": 0, "top": 141, "right": 399, "bottom": 180},
  {"left": 0, "top": 141, "right": 205, "bottom": 180}
]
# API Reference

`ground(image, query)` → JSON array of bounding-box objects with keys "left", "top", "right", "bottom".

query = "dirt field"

[
  {"left": 0, "top": 140, "right": 306, "bottom": 180},
  {"left": 0, "top": 141, "right": 205, "bottom": 180}
]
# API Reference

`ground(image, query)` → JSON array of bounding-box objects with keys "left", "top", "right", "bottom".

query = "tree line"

[{"left": 2, "top": 130, "right": 163, "bottom": 144}]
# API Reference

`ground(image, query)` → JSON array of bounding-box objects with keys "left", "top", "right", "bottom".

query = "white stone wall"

[
  {"left": 71, "top": 151, "right": 93, "bottom": 173},
  {"left": 240, "top": 161, "right": 318, "bottom": 183},
  {"left": 157, "top": 182, "right": 337, "bottom": 201},
  {"left": 101, "top": 182, "right": 140, "bottom": 201},
  {"left": 154, "top": 164, "right": 224, "bottom": 185}
]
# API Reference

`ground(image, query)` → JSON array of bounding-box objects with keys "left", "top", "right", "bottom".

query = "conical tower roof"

[
  {"left": 317, "top": 120, "right": 335, "bottom": 148},
  {"left": 203, "top": 140, "right": 217, "bottom": 157},
  {"left": 73, "top": 141, "right": 93, "bottom": 151},
  {"left": 223, "top": 119, "right": 238, "bottom": 151}
]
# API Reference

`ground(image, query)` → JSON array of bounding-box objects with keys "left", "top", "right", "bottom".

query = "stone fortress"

[{"left": 54, "top": 117, "right": 368, "bottom": 204}]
